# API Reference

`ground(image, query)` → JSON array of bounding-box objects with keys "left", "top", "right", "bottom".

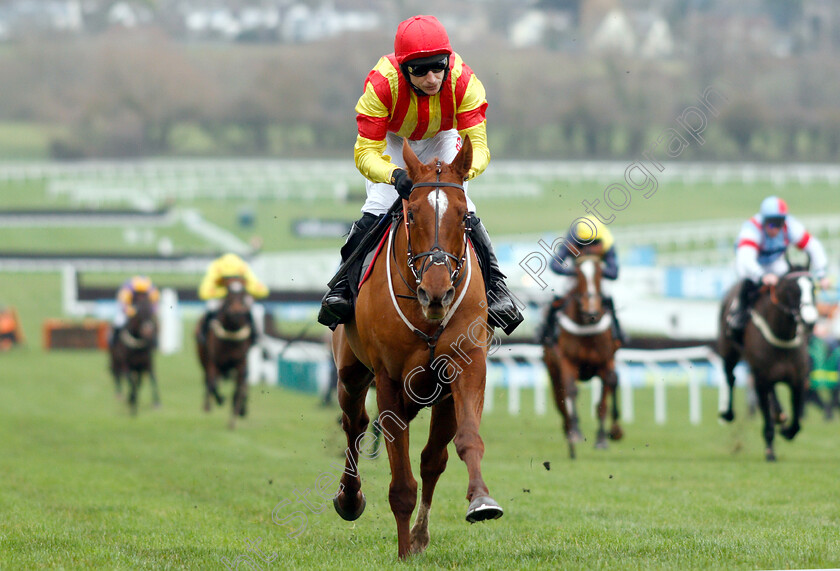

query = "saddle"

[{"left": 348, "top": 222, "right": 394, "bottom": 300}]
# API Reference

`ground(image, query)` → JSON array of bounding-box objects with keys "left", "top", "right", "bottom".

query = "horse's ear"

[
  {"left": 402, "top": 139, "right": 423, "bottom": 180},
  {"left": 450, "top": 135, "right": 473, "bottom": 181}
]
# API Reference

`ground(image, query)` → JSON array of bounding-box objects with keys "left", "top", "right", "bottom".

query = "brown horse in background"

[
  {"left": 717, "top": 270, "right": 817, "bottom": 461},
  {"left": 196, "top": 277, "right": 254, "bottom": 429},
  {"left": 330, "top": 137, "right": 503, "bottom": 559},
  {"left": 543, "top": 250, "right": 623, "bottom": 459},
  {"left": 110, "top": 295, "right": 159, "bottom": 415}
]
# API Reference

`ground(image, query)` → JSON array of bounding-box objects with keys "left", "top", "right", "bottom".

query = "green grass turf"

[{"left": 1, "top": 273, "right": 840, "bottom": 569}]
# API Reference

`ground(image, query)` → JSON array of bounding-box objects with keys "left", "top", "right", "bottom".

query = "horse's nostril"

[
  {"left": 417, "top": 287, "right": 430, "bottom": 306},
  {"left": 442, "top": 286, "right": 455, "bottom": 306}
]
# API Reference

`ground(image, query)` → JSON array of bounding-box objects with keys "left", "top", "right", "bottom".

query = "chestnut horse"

[
  {"left": 110, "top": 295, "right": 159, "bottom": 415},
  {"left": 542, "top": 250, "right": 623, "bottom": 459},
  {"left": 717, "top": 270, "right": 817, "bottom": 461},
  {"left": 196, "top": 277, "right": 254, "bottom": 429},
  {"left": 330, "top": 137, "right": 502, "bottom": 559}
]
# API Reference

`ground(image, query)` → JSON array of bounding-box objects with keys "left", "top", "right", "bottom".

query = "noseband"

[
  {"left": 403, "top": 161, "right": 470, "bottom": 289},
  {"left": 764, "top": 271, "right": 812, "bottom": 323}
]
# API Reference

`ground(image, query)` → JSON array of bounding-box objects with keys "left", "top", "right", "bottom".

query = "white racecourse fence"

[
  {"left": 249, "top": 336, "right": 731, "bottom": 426},
  {"left": 2, "top": 159, "right": 840, "bottom": 206}
]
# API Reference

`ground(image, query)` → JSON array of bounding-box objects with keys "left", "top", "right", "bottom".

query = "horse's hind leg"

[
  {"left": 229, "top": 367, "right": 248, "bottom": 430},
  {"left": 410, "top": 397, "right": 457, "bottom": 556}
]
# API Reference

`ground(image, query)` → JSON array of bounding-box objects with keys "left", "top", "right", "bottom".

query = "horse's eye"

[{"left": 407, "top": 211, "right": 414, "bottom": 223}]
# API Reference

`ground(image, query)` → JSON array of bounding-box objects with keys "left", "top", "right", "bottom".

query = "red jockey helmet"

[{"left": 394, "top": 15, "right": 452, "bottom": 64}]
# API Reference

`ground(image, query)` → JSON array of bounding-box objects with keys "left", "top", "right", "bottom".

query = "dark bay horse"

[
  {"left": 330, "top": 136, "right": 502, "bottom": 559},
  {"left": 542, "top": 250, "right": 622, "bottom": 459},
  {"left": 718, "top": 270, "right": 818, "bottom": 461},
  {"left": 196, "top": 277, "right": 254, "bottom": 429},
  {"left": 109, "top": 296, "right": 159, "bottom": 415}
]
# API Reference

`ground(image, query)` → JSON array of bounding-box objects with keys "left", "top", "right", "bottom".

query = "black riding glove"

[{"left": 391, "top": 169, "right": 414, "bottom": 200}]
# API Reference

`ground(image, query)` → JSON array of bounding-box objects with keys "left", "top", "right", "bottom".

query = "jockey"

[
  {"left": 198, "top": 253, "right": 269, "bottom": 344},
  {"left": 317, "top": 14, "right": 523, "bottom": 335},
  {"left": 727, "top": 196, "right": 829, "bottom": 340},
  {"left": 111, "top": 275, "right": 159, "bottom": 346},
  {"left": 538, "top": 218, "right": 624, "bottom": 344}
]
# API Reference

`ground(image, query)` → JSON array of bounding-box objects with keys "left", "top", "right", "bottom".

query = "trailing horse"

[
  {"left": 542, "top": 249, "right": 623, "bottom": 459},
  {"left": 109, "top": 296, "right": 159, "bottom": 415},
  {"left": 330, "top": 137, "right": 503, "bottom": 559},
  {"left": 196, "top": 277, "right": 254, "bottom": 429},
  {"left": 718, "top": 270, "right": 818, "bottom": 461}
]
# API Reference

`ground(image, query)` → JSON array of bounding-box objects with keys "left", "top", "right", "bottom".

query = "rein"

[
  {"left": 752, "top": 271, "right": 813, "bottom": 348},
  {"left": 386, "top": 167, "right": 474, "bottom": 363},
  {"left": 403, "top": 162, "right": 470, "bottom": 289}
]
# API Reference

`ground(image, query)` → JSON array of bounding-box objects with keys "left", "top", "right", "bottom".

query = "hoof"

[
  {"left": 780, "top": 426, "right": 799, "bottom": 441},
  {"left": 568, "top": 443, "right": 576, "bottom": 460},
  {"left": 765, "top": 448, "right": 776, "bottom": 462},
  {"left": 334, "top": 491, "right": 366, "bottom": 521},
  {"left": 609, "top": 425, "right": 624, "bottom": 440},
  {"left": 594, "top": 438, "right": 608, "bottom": 450},
  {"left": 719, "top": 410, "right": 735, "bottom": 423},
  {"left": 466, "top": 496, "right": 503, "bottom": 523}
]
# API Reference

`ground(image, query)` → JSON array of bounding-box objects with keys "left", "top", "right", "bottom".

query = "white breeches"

[{"left": 361, "top": 130, "right": 477, "bottom": 215}]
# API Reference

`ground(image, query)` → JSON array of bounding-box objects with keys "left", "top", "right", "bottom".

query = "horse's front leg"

[
  {"left": 375, "top": 370, "right": 416, "bottom": 559},
  {"left": 410, "top": 397, "right": 457, "bottom": 556},
  {"left": 595, "top": 366, "right": 621, "bottom": 448},
  {"left": 560, "top": 356, "right": 583, "bottom": 449},
  {"left": 449, "top": 355, "right": 503, "bottom": 525},
  {"left": 780, "top": 380, "right": 804, "bottom": 441},
  {"left": 127, "top": 370, "right": 140, "bottom": 416},
  {"left": 719, "top": 353, "right": 738, "bottom": 422},
  {"left": 148, "top": 364, "right": 161, "bottom": 408},
  {"left": 545, "top": 346, "right": 574, "bottom": 458},
  {"left": 755, "top": 382, "right": 777, "bottom": 461},
  {"left": 229, "top": 364, "right": 248, "bottom": 430},
  {"left": 332, "top": 357, "right": 373, "bottom": 524},
  {"left": 606, "top": 364, "right": 623, "bottom": 440}
]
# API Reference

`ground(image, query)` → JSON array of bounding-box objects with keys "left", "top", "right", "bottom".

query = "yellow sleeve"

[
  {"left": 198, "top": 266, "right": 225, "bottom": 300},
  {"left": 458, "top": 121, "right": 490, "bottom": 181},
  {"left": 354, "top": 135, "right": 398, "bottom": 184},
  {"left": 244, "top": 266, "right": 269, "bottom": 299},
  {"left": 117, "top": 288, "right": 132, "bottom": 306}
]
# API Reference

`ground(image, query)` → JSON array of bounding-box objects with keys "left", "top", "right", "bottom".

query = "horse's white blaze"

[
  {"left": 427, "top": 190, "right": 448, "bottom": 216},
  {"left": 797, "top": 276, "right": 818, "bottom": 324},
  {"left": 229, "top": 280, "right": 244, "bottom": 293},
  {"left": 580, "top": 258, "right": 596, "bottom": 299}
]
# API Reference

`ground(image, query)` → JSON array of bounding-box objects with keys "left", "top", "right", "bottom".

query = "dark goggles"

[
  {"left": 406, "top": 57, "right": 448, "bottom": 77},
  {"left": 764, "top": 217, "right": 785, "bottom": 229}
]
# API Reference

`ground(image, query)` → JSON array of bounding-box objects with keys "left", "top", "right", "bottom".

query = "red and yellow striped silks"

[{"left": 354, "top": 52, "right": 490, "bottom": 184}]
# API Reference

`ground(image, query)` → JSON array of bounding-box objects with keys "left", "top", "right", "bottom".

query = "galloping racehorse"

[
  {"left": 110, "top": 296, "right": 159, "bottom": 415},
  {"left": 542, "top": 248, "right": 622, "bottom": 459},
  {"left": 330, "top": 137, "right": 502, "bottom": 559},
  {"left": 196, "top": 277, "right": 254, "bottom": 429},
  {"left": 718, "top": 269, "right": 817, "bottom": 461}
]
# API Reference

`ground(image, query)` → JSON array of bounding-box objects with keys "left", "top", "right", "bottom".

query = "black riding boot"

[
  {"left": 538, "top": 297, "right": 563, "bottom": 345},
  {"left": 603, "top": 296, "right": 626, "bottom": 344},
  {"left": 727, "top": 280, "right": 757, "bottom": 343},
  {"left": 110, "top": 326, "right": 121, "bottom": 347},
  {"left": 469, "top": 215, "right": 524, "bottom": 335},
  {"left": 318, "top": 213, "right": 380, "bottom": 329}
]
